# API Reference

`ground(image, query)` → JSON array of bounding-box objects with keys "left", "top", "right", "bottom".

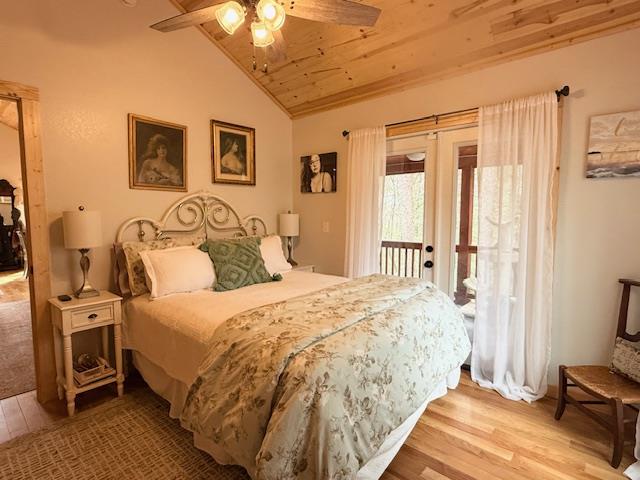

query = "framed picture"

[
  {"left": 211, "top": 120, "right": 255, "bottom": 185},
  {"left": 587, "top": 109, "right": 640, "bottom": 178},
  {"left": 128, "top": 114, "right": 187, "bottom": 192},
  {"left": 300, "top": 152, "right": 337, "bottom": 193}
]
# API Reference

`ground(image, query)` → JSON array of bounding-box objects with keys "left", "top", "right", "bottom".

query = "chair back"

[{"left": 617, "top": 279, "right": 640, "bottom": 342}]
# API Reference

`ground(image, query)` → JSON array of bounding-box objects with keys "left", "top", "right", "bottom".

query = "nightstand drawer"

[{"left": 70, "top": 304, "right": 114, "bottom": 329}]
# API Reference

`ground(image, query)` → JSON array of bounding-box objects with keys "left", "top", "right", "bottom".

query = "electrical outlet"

[{"left": 322, "top": 221, "right": 330, "bottom": 233}]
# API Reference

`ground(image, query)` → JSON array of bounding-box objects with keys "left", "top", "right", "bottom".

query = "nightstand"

[
  {"left": 49, "top": 291, "right": 124, "bottom": 416},
  {"left": 293, "top": 265, "right": 315, "bottom": 272}
]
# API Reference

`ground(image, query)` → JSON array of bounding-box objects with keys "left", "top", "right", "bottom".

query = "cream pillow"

[
  {"left": 139, "top": 246, "right": 215, "bottom": 299},
  {"left": 611, "top": 337, "right": 640, "bottom": 383},
  {"left": 260, "top": 235, "right": 292, "bottom": 275}
]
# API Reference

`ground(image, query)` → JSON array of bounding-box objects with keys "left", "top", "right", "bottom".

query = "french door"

[{"left": 383, "top": 126, "right": 478, "bottom": 297}]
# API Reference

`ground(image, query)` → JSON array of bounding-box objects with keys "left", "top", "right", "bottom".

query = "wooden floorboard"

[
  {"left": 0, "top": 372, "right": 634, "bottom": 479},
  {"left": 0, "top": 270, "right": 29, "bottom": 303},
  {"left": 0, "top": 396, "right": 28, "bottom": 439}
]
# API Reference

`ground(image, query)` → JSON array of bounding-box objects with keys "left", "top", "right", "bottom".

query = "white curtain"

[
  {"left": 471, "top": 92, "right": 558, "bottom": 402},
  {"left": 344, "top": 127, "right": 386, "bottom": 278},
  {"left": 625, "top": 419, "right": 640, "bottom": 479}
]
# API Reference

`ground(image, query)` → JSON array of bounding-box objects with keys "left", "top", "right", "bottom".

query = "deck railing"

[{"left": 380, "top": 240, "right": 423, "bottom": 278}]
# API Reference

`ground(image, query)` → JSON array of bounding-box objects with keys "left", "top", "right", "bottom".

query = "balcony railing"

[{"left": 380, "top": 241, "right": 423, "bottom": 278}]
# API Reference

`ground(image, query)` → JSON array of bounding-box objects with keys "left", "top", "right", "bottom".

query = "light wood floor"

[
  {"left": 383, "top": 373, "right": 635, "bottom": 479},
  {"left": 0, "top": 373, "right": 635, "bottom": 479},
  {"left": 0, "top": 269, "right": 29, "bottom": 302}
]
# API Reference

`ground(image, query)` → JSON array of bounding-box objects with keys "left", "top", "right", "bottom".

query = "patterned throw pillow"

[
  {"left": 121, "top": 236, "right": 204, "bottom": 296},
  {"left": 611, "top": 337, "right": 640, "bottom": 383},
  {"left": 199, "top": 237, "right": 280, "bottom": 292}
]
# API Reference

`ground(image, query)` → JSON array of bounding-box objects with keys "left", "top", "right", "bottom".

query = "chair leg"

[
  {"left": 610, "top": 398, "right": 625, "bottom": 469},
  {"left": 555, "top": 365, "right": 568, "bottom": 420}
]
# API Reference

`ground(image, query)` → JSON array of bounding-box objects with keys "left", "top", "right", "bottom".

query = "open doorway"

[{"left": 0, "top": 99, "right": 34, "bottom": 400}]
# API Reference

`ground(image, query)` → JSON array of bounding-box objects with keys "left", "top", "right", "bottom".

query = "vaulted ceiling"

[{"left": 167, "top": 0, "right": 640, "bottom": 118}]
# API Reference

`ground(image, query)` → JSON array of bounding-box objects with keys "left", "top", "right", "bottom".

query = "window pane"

[
  {"left": 454, "top": 145, "right": 478, "bottom": 305},
  {"left": 381, "top": 172, "right": 424, "bottom": 242}
]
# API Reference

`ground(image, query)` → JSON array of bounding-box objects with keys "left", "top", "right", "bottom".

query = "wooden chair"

[{"left": 555, "top": 278, "right": 640, "bottom": 468}]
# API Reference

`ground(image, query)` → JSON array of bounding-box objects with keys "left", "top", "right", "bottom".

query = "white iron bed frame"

[{"left": 115, "top": 190, "right": 461, "bottom": 480}]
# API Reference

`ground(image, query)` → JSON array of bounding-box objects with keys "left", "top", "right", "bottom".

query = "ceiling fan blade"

[
  {"left": 285, "top": 0, "right": 381, "bottom": 27},
  {"left": 181, "top": 0, "right": 227, "bottom": 11},
  {"left": 150, "top": 5, "right": 222, "bottom": 32},
  {"left": 266, "top": 30, "right": 287, "bottom": 65}
]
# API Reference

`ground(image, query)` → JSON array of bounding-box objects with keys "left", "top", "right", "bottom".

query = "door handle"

[
  {"left": 425, "top": 245, "right": 434, "bottom": 253},
  {"left": 424, "top": 260, "right": 434, "bottom": 269}
]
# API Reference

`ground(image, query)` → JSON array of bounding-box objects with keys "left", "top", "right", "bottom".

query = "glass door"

[
  {"left": 382, "top": 127, "right": 478, "bottom": 291},
  {"left": 382, "top": 134, "right": 436, "bottom": 282},
  {"left": 433, "top": 127, "right": 478, "bottom": 297}
]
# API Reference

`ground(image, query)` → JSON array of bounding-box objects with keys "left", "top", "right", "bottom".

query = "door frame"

[{"left": 0, "top": 80, "right": 55, "bottom": 403}]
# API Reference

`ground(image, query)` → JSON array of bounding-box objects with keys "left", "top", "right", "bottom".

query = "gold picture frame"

[
  {"left": 211, "top": 120, "right": 256, "bottom": 186},
  {"left": 128, "top": 113, "right": 187, "bottom": 192}
]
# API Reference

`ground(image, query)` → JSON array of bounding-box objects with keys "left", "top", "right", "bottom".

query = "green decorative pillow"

[{"left": 200, "top": 237, "right": 281, "bottom": 292}]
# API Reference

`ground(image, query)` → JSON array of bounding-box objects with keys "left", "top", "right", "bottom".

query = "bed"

[{"left": 115, "top": 191, "right": 470, "bottom": 480}]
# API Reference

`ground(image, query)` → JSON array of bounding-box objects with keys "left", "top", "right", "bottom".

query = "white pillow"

[
  {"left": 260, "top": 235, "right": 292, "bottom": 275},
  {"left": 139, "top": 246, "right": 215, "bottom": 299}
]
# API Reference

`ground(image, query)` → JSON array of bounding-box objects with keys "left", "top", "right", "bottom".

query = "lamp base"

[
  {"left": 75, "top": 286, "right": 100, "bottom": 299},
  {"left": 286, "top": 236, "right": 298, "bottom": 267},
  {"left": 74, "top": 248, "right": 100, "bottom": 298}
]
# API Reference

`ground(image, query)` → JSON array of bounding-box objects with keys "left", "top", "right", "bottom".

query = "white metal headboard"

[{"left": 115, "top": 190, "right": 268, "bottom": 243}]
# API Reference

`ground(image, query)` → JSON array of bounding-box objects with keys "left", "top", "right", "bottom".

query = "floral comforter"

[{"left": 180, "top": 274, "right": 470, "bottom": 480}]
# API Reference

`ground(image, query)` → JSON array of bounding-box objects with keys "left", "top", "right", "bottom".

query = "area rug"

[
  {"left": 0, "top": 389, "right": 250, "bottom": 479},
  {"left": 0, "top": 300, "right": 35, "bottom": 399}
]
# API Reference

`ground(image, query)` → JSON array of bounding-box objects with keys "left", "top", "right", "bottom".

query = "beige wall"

[
  {"left": 1, "top": 0, "right": 292, "bottom": 295},
  {"left": 292, "top": 29, "right": 640, "bottom": 380}
]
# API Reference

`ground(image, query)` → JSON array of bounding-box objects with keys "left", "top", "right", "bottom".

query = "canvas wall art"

[
  {"left": 128, "top": 114, "right": 187, "bottom": 192},
  {"left": 300, "top": 152, "right": 337, "bottom": 193},
  {"left": 211, "top": 120, "right": 256, "bottom": 186},
  {"left": 587, "top": 109, "right": 640, "bottom": 178}
]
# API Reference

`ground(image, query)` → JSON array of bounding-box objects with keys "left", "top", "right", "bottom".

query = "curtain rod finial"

[
  {"left": 342, "top": 130, "right": 350, "bottom": 138},
  {"left": 555, "top": 85, "right": 570, "bottom": 100}
]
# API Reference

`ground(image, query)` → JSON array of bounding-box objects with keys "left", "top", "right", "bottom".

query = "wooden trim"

[
  {"left": 166, "top": 0, "right": 291, "bottom": 119},
  {"left": 0, "top": 80, "right": 55, "bottom": 404},
  {"left": 386, "top": 109, "right": 479, "bottom": 138},
  {"left": 0, "top": 81, "right": 39, "bottom": 101}
]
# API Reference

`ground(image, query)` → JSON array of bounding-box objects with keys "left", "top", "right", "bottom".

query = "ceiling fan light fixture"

[
  {"left": 256, "top": 0, "right": 286, "bottom": 31},
  {"left": 215, "top": 1, "right": 245, "bottom": 35},
  {"left": 251, "top": 20, "right": 275, "bottom": 47}
]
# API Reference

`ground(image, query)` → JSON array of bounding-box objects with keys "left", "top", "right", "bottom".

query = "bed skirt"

[{"left": 132, "top": 351, "right": 460, "bottom": 480}]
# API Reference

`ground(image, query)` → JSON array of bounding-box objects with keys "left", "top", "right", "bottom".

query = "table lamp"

[
  {"left": 278, "top": 211, "right": 299, "bottom": 266},
  {"left": 62, "top": 206, "right": 102, "bottom": 298}
]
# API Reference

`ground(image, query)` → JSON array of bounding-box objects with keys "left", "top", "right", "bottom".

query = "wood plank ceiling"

[
  {"left": 0, "top": 100, "right": 18, "bottom": 130},
  {"left": 168, "top": 0, "right": 640, "bottom": 118}
]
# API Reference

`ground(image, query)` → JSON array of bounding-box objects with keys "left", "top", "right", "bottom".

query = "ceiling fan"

[{"left": 151, "top": 0, "right": 381, "bottom": 70}]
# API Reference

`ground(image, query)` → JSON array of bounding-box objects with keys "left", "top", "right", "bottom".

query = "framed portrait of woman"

[
  {"left": 128, "top": 114, "right": 187, "bottom": 192},
  {"left": 300, "top": 152, "right": 337, "bottom": 193},
  {"left": 211, "top": 120, "right": 256, "bottom": 186}
]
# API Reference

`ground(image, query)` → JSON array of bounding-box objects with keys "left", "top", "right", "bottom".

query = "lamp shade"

[
  {"left": 279, "top": 213, "right": 299, "bottom": 237},
  {"left": 62, "top": 208, "right": 102, "bottom": 249}
]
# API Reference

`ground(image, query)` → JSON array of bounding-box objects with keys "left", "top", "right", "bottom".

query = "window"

[{"left": 453, "top": 145, "right": 478, "bottom": 305}]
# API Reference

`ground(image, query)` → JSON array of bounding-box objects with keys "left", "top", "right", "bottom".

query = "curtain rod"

[{"left": 341, "top": 85, "right": 570, "bottom": 138}]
